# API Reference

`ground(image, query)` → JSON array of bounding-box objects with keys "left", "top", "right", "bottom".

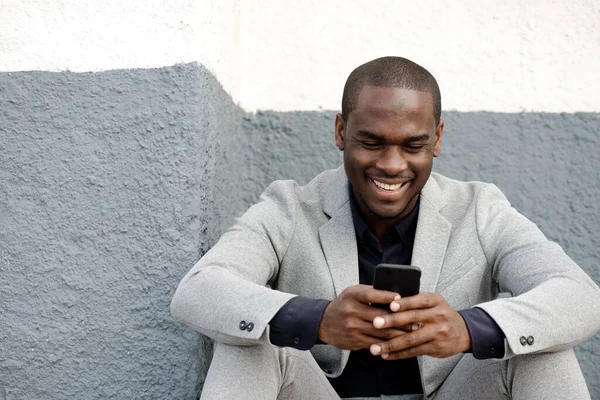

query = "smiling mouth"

[{"left": 370, "top": 178, "right": 409, "bottom": 192}]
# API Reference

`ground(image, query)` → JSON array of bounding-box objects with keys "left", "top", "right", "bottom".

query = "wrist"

[{"left": 457, "top": 313, "right": 472, "bottom": 353}]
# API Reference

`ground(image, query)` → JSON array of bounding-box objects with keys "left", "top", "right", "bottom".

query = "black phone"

[{"left": 372, "top": 264, "right": 421, "bottom": 308}]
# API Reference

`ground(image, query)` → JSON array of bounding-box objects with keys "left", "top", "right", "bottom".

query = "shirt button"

[
  {"left": 239, "top": 321, "right": 247, "bottom": 330},
  {"left": 246, "top": 322, "right": 254, "bottom": 332},
  {"left": 527, "top": 336, "right": 534, "bottom": 346},
  {"left": 293, "top": 337, "right": 300, "bottom": 345},
  {"left": 519, "top": 336, "right": 527, "bottom": 346}
]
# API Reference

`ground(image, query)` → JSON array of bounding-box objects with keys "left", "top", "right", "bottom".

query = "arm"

[
  {"left": 269, "top": 296, "right": 330, "bottom": 350},
  {"left": 170, "top": 181, "right": 299, "bottom": 345},
  {"left": 459, "top": 308, "right": 505, "bottom": 359},
  {"left": 474, "top": 184, "right": 600, "bottom": 358},
  {"left": 364, "top": 184, "right": 600, "bottom": 361}
]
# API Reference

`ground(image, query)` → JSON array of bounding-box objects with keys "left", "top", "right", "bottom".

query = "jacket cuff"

[
  {"left": 268, "top": 296, "right": 330, "bottom": 350},
  {"left": 459, "top": 307, "right": 506, "bottom": 359}
]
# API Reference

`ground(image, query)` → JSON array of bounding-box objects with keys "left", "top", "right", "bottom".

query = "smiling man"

[{"left": 171, "top": 57, "right": 600, "bottom": 399}]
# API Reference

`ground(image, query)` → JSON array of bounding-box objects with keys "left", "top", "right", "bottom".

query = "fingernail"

[
  {"left": 412, "top": 323, "right": 420, "bottom": 331},
  {"left": 373, "top": 317, "right": 385, "bottom": 328},
  {"left": 370, "top": 344, "right": 381, "bottom": 355},
  {"left": 394, "top": 295, "right": 401, "bottom": 301},
  {"left": 381, "top": 353, "right": 389, "bottom": 359},
  {"left": 390, "top": 302, "right": 400, "bottom": 312}
]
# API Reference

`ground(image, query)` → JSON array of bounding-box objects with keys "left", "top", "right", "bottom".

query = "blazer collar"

[
  {"left": 320, "top": 166, "right": 357, "bottom": 296},
  {"left": 412, "top": 175, "right": 454, "bottom": 396},
  {"left": 319, "top": 167, "right": 453, "bottom": 389},
  {"left": 413, "top": 174, "right": 451, "bottom": 294},
  {"left": 323, "top": 165, "right": 350, "bottom": 218},
  {"left": 320, "top": 167, "right": 452, "bottom": 296}
]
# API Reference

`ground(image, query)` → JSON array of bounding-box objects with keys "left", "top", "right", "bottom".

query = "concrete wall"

[
  {"left": 1, "top": 1, "right": 599, "bottom": 399},
  {"left": 0, "top": 64, "right": 245, "bottom": 399}
]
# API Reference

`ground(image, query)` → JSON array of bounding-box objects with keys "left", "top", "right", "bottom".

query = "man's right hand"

[{"left": 318, "top": 284, "right": 414, "bottom": 350}]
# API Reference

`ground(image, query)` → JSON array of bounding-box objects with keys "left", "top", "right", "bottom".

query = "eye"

[
  {"left": 405, "top": 144, "right": 426, "bottom": 152},
  {"left": 362, "top": 141, "right": 382, "bottom": 149}
]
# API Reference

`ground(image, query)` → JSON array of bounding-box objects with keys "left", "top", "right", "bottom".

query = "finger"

[
  {"left": 394, "top": 323, "right": 421, "bottom": 332},
  {"left": 353, "top": 302, "right": 394, "bottom": 323},
  {"left": 355, "top": 305, "right": 420, "bottom": 330},
  {"left": 380, "top": 342, "right": 434, "bottom": 360},
  {"left": 392, "top": 292, "right": 443, "bottom": 313},
  {"left": 370, "top": 327, "right": 433, "bottom": 356},
  {"left": 349, "top": 318, "right": 409, "bottom": 339},
  {"left": 373, "top": 309, "right": 429, "bottom": 329},
  {"left": 371, "top": 295, "right": 403, "bottom": 311},
  {"left": 355, "top": 334, "right": 383, "bottom": 350},
  {"left": 361, "top": 325, "right": 411, "bottom": 340},
  {"left": 352, "top": 285, "right": 400, "bottom": 306}
]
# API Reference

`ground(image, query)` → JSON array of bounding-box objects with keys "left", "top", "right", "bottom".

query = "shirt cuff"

[
  {"left": 268, "top": 296, "right": 330, "bottom": 350},
  {"left": 458, "top": 307, "right": 506, "bottom": 359}
]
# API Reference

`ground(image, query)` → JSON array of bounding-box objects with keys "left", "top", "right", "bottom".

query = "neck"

[{"left": 359, "top": 193, "right": 420, "bottom": 245}]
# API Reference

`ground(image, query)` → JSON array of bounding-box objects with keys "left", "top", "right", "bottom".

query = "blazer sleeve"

[
  {"left": 473, "top": 184, "right": 600, "bottom": 359},
  {"left": 170, "top": 180, "right": 300, "bottom": 346}
]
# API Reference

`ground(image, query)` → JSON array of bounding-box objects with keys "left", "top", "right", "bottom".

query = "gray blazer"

[{"left": 171, "top": 165, "right": 600, "bottom": 395}]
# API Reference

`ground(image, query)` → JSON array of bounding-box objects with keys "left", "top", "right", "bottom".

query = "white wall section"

[
  {"left": 0, "top": 0, "right": 198, "bottom": 70},
  {"left": 1, "top": 1, "right": 598, "bottom": 108},
  {"left": 237, "top": 0, "right": 600, "bottom": 113}
]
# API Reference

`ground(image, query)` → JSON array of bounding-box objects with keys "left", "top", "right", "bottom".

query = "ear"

[
  {"left": 433, "top": 118, "right": 444, "bottom": 157},
  {"left": 335, "top": 113, "right": 345, "bottom": 151}
]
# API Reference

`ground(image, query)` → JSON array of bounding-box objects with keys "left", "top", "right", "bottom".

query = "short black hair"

[{"left": 341, "top": 56, "right": 441, "bottom": 127}]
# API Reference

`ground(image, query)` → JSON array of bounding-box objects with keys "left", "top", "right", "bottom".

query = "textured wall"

[
  {"left": 1, "top": 1, "right": 598, "bottom": 396},
  {"left": 1, "top": 67, "right": 599, "bottom": 398},
  {"left": 0, "top": 63, "right": 243, "bottom": 399}
]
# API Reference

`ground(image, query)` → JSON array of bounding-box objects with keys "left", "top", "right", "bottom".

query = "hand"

[
  {"left": 318, "top": 285, "right": 412, "bottom": 350},
  {"left": 369, "top": 292, "right": 471, "bottom": 360}
]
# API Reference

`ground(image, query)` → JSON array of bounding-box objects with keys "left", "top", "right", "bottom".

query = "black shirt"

[{"left": 328, "top": 190, "right": 423, "bottom": 397}]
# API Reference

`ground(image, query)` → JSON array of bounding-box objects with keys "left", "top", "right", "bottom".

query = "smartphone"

[{"left": 372, "top": 264, "right": 421, "bottom": 309}]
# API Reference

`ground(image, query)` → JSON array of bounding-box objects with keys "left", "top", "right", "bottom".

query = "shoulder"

[
  {"left": 260, "top": 166, "right": 344, "bottom": 212},
  {"left": 232, "top": 168, "right": 341, "bottom": 246},
  {"left": 427, "top": 172, "right": 511, "bottom": 219}
]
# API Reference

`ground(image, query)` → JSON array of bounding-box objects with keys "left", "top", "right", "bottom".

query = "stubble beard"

[{"left": 355, "top": 187, "right": 420, "bottom": 222}]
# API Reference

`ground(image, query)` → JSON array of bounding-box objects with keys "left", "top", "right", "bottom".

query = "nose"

[{"left": 376, "top": 146, "right": 407, "bottom": 176}]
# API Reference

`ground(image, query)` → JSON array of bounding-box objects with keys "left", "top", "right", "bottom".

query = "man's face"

[{"left": 335, "top": 86, "right": 443, "bottom": 227}]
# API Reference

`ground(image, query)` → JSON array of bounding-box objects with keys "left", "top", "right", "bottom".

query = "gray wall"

[
  {"left": 0, "top": 63, "right": 244, "bottom": 399},
  {"left": 1, "top": 64, "right": 598, "bottom": 398}
]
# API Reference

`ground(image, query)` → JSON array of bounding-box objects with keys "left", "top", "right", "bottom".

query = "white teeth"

[{"left": 373, "top": 179, "right": 403, "bottom": 191}]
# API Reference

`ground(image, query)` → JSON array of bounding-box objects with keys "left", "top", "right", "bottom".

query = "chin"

[
  {"left": 365, "top": 201, "right": 408, "bottom": 219},
  {"left": 373, "top": 208, "right": 409, "bottom": 220}
]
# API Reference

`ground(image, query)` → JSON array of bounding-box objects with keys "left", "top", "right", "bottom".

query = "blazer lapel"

[
  {"left": 412, "top": 176, "right": 451, "bottom": 294},
  {"left": 411, "top": 175, "right": 453, "bottom": 396},
  {"left": 319, "top": 166, "right": 359, "bottom": 297}
]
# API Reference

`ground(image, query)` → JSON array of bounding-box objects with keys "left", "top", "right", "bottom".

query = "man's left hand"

[{"left": 369, "top": 292, "right": 471, "bottom": 360}]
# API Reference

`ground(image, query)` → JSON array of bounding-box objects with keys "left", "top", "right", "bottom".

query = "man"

[{"left": 171, "top": 57, "right": 600, "bottom": 399}]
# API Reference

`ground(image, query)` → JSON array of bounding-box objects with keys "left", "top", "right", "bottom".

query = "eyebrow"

[
  {"left": 357, "top": 130, "right": 385, "bottom": 140},
  {"left": 357, "top": 130, "right": 430, "bottom": 143},
  {"left": 404, "top": 133, "right": 430, "bottom": 143}
]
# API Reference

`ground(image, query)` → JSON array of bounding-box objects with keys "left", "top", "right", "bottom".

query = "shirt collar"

[{"left": 349, "top": 184, "right": 420, "bottom": 247}]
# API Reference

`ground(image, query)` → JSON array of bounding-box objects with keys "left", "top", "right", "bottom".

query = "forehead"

[{"left": 353, "top": 86, "right": 435, "bottom": 125}]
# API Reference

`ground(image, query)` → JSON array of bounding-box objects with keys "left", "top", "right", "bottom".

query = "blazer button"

[
  {"left": 293, "top": 337, "right": 300, "bottom": 345},
  {"left": 239, "top": 321, "right": 247, "bottom": 330},
  {"left": 527, "top": 336, "right": 534, "bottom": 346},
  {"left": 246, "top": 322, "right": 254, "bottom": 332},
  {"left": 519, "top": 336, "right": 527, "bottom": 346}
]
